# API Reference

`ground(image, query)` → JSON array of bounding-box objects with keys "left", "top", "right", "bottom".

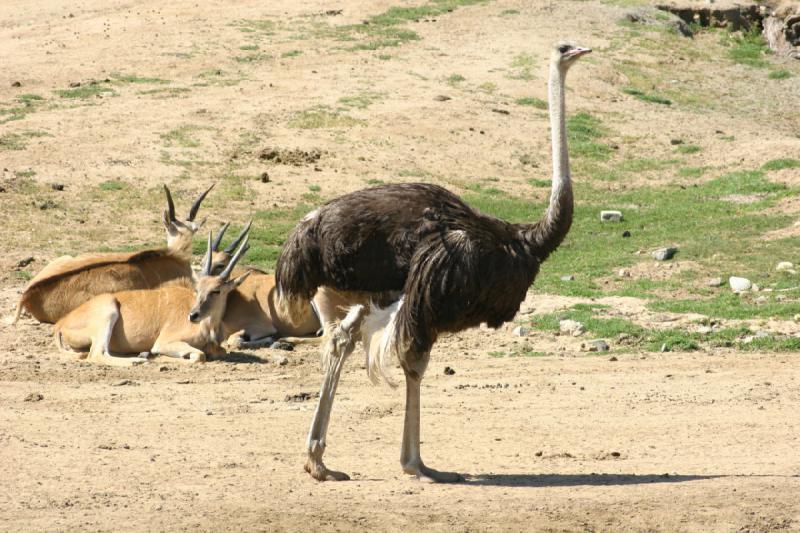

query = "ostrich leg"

[
  {"left": 400, "top": 367, "right": 463, "bottom": 483},
  {"left": 304, "top": 305, "right": 364, "bottom": 481}
]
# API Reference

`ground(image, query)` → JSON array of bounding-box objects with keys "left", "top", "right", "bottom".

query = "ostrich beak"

[{"left": 567, "top": 47, "right": 592, "bottom": 58}]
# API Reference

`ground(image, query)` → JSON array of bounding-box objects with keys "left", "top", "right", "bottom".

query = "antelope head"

[
  {"left": 162, "top": 184, "right": 215, "bottom": 257},
  {"left": 188, "top": 229, "right": 251, "bottom": 324},
  {"left": 209, "top": 220, "right": 252, "bottom": 275}
]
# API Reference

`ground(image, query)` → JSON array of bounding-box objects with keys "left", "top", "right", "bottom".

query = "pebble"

[
  {"left": 111, "top": 379, "right": 132, "bottom": 386},
  {"left": 434, "top": 95, "right": 451, "bottom": 101},
  {"left": 660, "top": 343, "right": 669, "bottom": 352},
  {"left": 618, "top": 268, "right": 631, "bottom": 278},
  {"left": 729, "top": 276, "right": 752, "bottom": 292},
  {"left": 600, "top": 210, "right": 623, "bottom": 222},
  {"left": 24, "top": 392, "right": 43, "bottom": 402},
  {"left": 272, "top": 355, "right": 289, "bottom": 366},
  {"left": 707, "top": 277, "right": 723, "bottom": 287},
  {"left": 776, "top": 261, "right": 794, "bottom": 271},
  {"left": 622, "top": 230, "right": 631, "bottom": 238},
  {"left": 260, "top": 172, "right": 270, "bottom": 183},
  {"left": 512, "top": 325, "right": 529, "bottom": 337},
  {"left": 559, "top": 319, "right": 585, "bottom": 336},
  {"left": 444, "top": 366, "right": 456, "bottom": 376},
  {"left": 270, "top": 341, "right": 294, "bottom": 351},
  {"left": 560, "top": 274, "right": 575, "bottom": 281},
  {"left": 754, "top": 296, "right": 768, "bottom": 305},
  {"left": 581, "top": 339, "right": 609, "bottom": 352},
  {"left": 697, "top": 326, "right": 712, "bottom": 334},
  {"left": 651, "top": 247, "right": 677, "bottom": 261}
]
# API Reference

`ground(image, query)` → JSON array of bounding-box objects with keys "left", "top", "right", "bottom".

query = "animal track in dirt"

[{"left": 258, "top": 147, "right": 324, "bottom": 166}]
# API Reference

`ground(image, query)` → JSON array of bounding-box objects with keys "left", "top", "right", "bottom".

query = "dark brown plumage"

[{"left": 276, "top": 181, "right": 571, "bottom": 358}]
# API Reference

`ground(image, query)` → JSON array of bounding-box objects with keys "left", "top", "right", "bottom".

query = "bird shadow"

[{"left": 459, "top": 473, "right": 720, "bottom": 487}]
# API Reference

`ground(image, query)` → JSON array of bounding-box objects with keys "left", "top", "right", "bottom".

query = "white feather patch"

[{"left": 360, "top": 298, "right": 404, "bottom": 387}]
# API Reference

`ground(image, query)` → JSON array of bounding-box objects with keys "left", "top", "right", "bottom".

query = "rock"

[
  {"left": 794, "top": 314, "right": 800, "bottom": 323},
  {"left": 754, "top": 296, "right": 768, "bottom": 305},
  {"left": 622, "top": 230, "right": 631, "bottom": 238},
  {"left": 69, "top": 81, "right": 81, "bottom": 88},
  {"left": 11, "top": 81, "right": 21, "bottom": 87},
  {"left": 670, "top": 138, "right": 683, "bottom": 145},
  {"left": 16, "top": 256, "right": 34, "bottom": 268},
  {"left": 751, "top": 284, "right": 760, "bottom": 292},
  {"left": 581, "top": 339, "right": 609, "bottom": 352},
  {"left": 512, "top": 325, "right": 529, "bottom": 337},
  {"left": 729, "top": 276, "right": 752, "bottom": 292},
  {"left": 697, "top": 326, "right": 713, "bottom": 335},
  {"left": 111, "top": 379, "right": 133, "bottom": 386},
  {"left": 272, "top": 355, "right": 289, "bottom": 366},
  {"left": 651, "top": 247, "right": 677, "bottom": 261},
  {"left": 559, "top": 319, "right": 585, "bottom": 336},
  {"left": 660, "top": 343, "right": 669, "bottom": 353},
  {"left": 618, "top": 268, "right": 631, "bottom": 278},
  {"left": 270, "top": 341, "right": 294, "bottom": 351},
  {"left": 285, "top": 392, "right": 316, "bottom": 402},
  {"left": 600, "top": 210, "right": 623, "bottom": 222},
  {"left": 491, "top": 108, "right": 510, "bottom": 115},
  {"left": 609, "top": 356, "right": 618, "bottom": 362},
  {"left": 560, "top": 274, "right": 575, "bottom": 281},
  {"left": 776, "top": 261, "right": 795, "bottom": 272},
  {"left": 51, "top": 183, "right": 65, "bottom": 191},
  {"left": 434, "top": 95, "right": 451, "bottom": 101},
  {"left": 444, "top": 366, "right": 456, "bottom": 376},
  {"left": 260, "top": 172, "right": 270, "bottom": 183},
  {"left": 707, "top": 277, "right": 723, "bottom": 287},
  {"left": 24, "top": 392, "right": 43, "bottom": 402}
]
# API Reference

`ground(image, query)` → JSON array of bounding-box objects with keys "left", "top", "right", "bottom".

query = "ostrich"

[{"left": 275, "top": 42, "right": 591, "bottom": 482}]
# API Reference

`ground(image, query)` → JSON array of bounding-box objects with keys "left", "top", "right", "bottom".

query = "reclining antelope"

[
  {"left": 13, "top": 184, "right": 213, "bottom": 324},
  {"left": 54, "top": 230, "right": 250, "bottom": 367},
  {"left": 208, "top": 221, "right": 322, "bottom": 349}
]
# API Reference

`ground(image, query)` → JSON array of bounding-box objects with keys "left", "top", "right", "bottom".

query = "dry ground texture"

[{"left": 2, "top": 0, "right": 800, "bottom": 531}]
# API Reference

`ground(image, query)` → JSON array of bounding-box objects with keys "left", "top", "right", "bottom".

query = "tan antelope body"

[
  {"left": 208, "top": 221, "right": 322, "bottom": 348},
  {"left": 54, "top": 230, "right": 250, "bottom": 367},
  {"left": 14, "top": 185, "right": 213, "bottom": 324}
]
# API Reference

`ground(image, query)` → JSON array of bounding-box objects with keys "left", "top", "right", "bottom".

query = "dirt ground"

[{"left": 2, "top": 0, "right": 800, "bottom": 531}]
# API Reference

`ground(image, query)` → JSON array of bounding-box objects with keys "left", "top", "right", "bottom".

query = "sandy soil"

[{"left": 2, "top": 0, "right": 800, "bottom": 531}]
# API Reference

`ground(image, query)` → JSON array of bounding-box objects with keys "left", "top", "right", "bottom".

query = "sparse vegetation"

[
  {"left": 55, "top": 83, "right": 117, "bottom": 99},
  {"left": 676, "top": 144, "right": 701, "bottom": 154},
  {"left": 508, "top": 53, "right": 536, "bottom": 80},
  {"left": 566, "top": 113, "right": 612, "bottom": 161},
  {"left": 762, "top": 158, "right": 800, "bottom": 171},
  {"left": 515, "top": 96, "right": 547, "bottom": 109},
  {"left": 622, "top": 86, "right": 671, "bottom": 105},
  {"left": 288, "top": 106, "right": 364, "bottom": 129},
  {"left": 768, "top": 69, "right": 792, "bottom": 80},
  {"left": 98, "top": 180, "right": 125, "bottom": 191},
  {"left": 724, "top": 29, "right": 771, "bottom": 68}
]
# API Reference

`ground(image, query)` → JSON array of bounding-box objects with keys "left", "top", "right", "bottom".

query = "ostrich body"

[{"left": 275, "top": 42, "right": 591, "bottom": 482}]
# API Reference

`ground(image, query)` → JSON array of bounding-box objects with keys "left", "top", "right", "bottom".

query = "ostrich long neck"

[{"left": 522, "top": 61, "right": 574, "bottom": 259}]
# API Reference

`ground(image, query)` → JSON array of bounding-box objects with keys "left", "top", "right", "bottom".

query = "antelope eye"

[{"left": 559, "top": 44, "right": 570, "bottom": 54}]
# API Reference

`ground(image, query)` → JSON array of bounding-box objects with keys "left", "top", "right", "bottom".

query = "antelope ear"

[
  {"left": 230, "top": 270, "right": 251, "bottom": 287},
  {"left": 163, "top": 210, "right": 178, "bottom": 235}
]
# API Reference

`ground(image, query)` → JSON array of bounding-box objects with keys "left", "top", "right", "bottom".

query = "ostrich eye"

[{"left": 558, "top": 44, "right": 571, "bottom": 54}]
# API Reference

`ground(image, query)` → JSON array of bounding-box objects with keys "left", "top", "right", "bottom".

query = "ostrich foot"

[
  {"left": 305, "top": 457, "right": 350, "bottom": 481},
  {"left": 403, "top": 462, "right": 463, "bottom": 483}
]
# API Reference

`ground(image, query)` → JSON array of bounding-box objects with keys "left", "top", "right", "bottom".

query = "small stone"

[
  {"left": 622, "top": 230, "right": 631, "bottom": 238},
  {"left": 512, "top": 325, "right": 529, "bottom": 337},
  {"left": 618, "top": 268, "right": 631, "bottom": 278},
  {"left": 111, "top": 379, "right": 132, "bottom": 386},
  {"left": 751, "top": 284, "right": 760, "bottom": 292},
  {"left": 16, "top": 256, "right": 34, "bottom": 268},
  {"left": 491, "top": 108, "right": 510, "bottom": 115},
  {"left": 600, "top": 210, "right": 623, "bottom": 222},
  {"left": 794, "top": 314, "right": 800, "bottom": 323},
  {"left": 670, "top": 138, "right": 683, "bottom": 145},
  {"left": 11, "top": 81, "right": 22, "bottom": 87},
  {"left": 660, "top": 343, "right": 669, "bottom": 353},
  {"left": 260, "top": 172, "right": 270, "bottom": 183},
  {"left": 697, "top": 326, "right": 712, "bottom": 334},
  {"left": 652, "top": 247, "right": 677, "bottom": 261},
  {"left": 24, "top": 392, "right": 43, "bottom": 402},
  {"left": 51, "top": 183, "right": 65, "bottom": 191},
  {"left": 444, "top": 366, "right": 456, "bottom": 376},
  {"left": 560, "top": 275, "right": 575, "bottom": 281},
  {"left": 707, "top": 277, "right": 723, "bottom": 287},
  {"left": 755, "top": 330, "right": 770, "bottom": 339},
  {"left": 754, "top": 296, "right": 768, "bottom": 305},
  {"left": 434, "top": 95, "right": 451, "bottom": 101},
  {"left": 581, "top": 339, "right": 609, "bottom": 352},
  {"left": 729, "top": 276, "right": 752, "bottom": 292},
  {"left": 609, "top": 356, "right": 618, "bottom": 362},
  {"left": 69, "top": 81, "right": 81, "bottom": 88},
  {"left": 270, "top": 341, "right": 294, "bottom": 351},
  {"left": 272, "top": 355, "right": 289, "bottom": 366},
  {"left": 776, "top": 261, "right": 794, "bottom": 272},
  {"left": 559, "top": 319, "right": 585, "bottom": 336}
]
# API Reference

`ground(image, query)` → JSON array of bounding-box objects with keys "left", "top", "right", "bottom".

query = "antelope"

[
  {"left": 53, "top": 230, "right": 250, "bottom": 367},
  {"left": 13, "top": 184, "right": 213, "bottom": 324},
  {"left": 207, "top": 221, "right": 323, "bottom": 349}
]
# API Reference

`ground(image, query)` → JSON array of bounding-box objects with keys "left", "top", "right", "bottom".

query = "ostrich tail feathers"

[{"left": 361, "top": 298, "right": 405, "bottom": 388}]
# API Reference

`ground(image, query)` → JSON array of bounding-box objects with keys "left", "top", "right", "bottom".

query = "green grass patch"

[
  {"left": 515, "top": 96, "right": 547, "bottom": 109},
  {"left": 567, "top": 112, "right": 612, "bottom": 161},
  {"left": 239, "top": 44, "right": 260, "bottom": 51},
  {"left": 725, "top": 29, "right": 770, "bottom": 68},
  {"left": 447, "top": 74, "right": 466, "bottom": 85},
  {"left": 282, "top": 49, "right": 302, "bottom": 58},
  {"left": 676, "top": 144, "right": 701, "bottom": 154},
  {"left": 678, "top": 166, "right": 707, "bottom": 178},
  {"left": 111, "top": 73, "right": 170, "bottom": 84},
  {"left": 338, "top": 91, "right": 384, "bottom": 109},
  {"left": 16, "top": 94, "right": 44, "bottom": 104},
  {"left": 160, "top": 125, "right": 206, "bottom": 148},
  {"left": 768, "top": 69, "right": 792, "bottom": 80},
  {"left": 0, "top": 130, "right": 49, "bottom": 151},
  {"left": 14, "top": 169, "right": 36, "bottom": 178},
  {"left": 308, "top": 184, "right": 321, "bottom": 192},
  {"left": 288, "top": 106, "right": 364, "bottom": 129},
  {"left": 762, "top": 158, "right": 800, "bottom": 171},
  {"left": 233, "top": 52, "right": 271, "bottom": 63},
  {"left": 508, "top": 53, "right": 536, "bottom": 80},
  {"left": 622, "top": 86, "right": 672, "bottom": 105},
  {"left": 648, "top": 293, "right": 800, "bottom": 320},
  {"left": 55, "top": 83, "right": 117, "bottom": 99},
  {"left": 98, "top": 180, "right": 125, "bottom": 191}
]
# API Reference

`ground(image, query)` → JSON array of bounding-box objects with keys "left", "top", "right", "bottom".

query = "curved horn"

[
  {"left": 202, "top": 232, "right": 213, "bottom": 276},
  {"left": 212, "top": 222, "right": 230, "bottom": 251},
  {"left": 163, "top": 185, "right": 176, "bottom": 222},
  {"left": 187, "top": 183, "right": 215, "bottom": 222},
  {"left": 220, "top": 234, "right": 250, "bottom": 281},
  {"left": 223, "top": 220, "right": 252, "bottom": 254}
]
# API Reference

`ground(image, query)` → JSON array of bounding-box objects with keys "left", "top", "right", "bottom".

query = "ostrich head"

[{"left": 551, "top": 41, "right": 592, "bottom": 71}]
